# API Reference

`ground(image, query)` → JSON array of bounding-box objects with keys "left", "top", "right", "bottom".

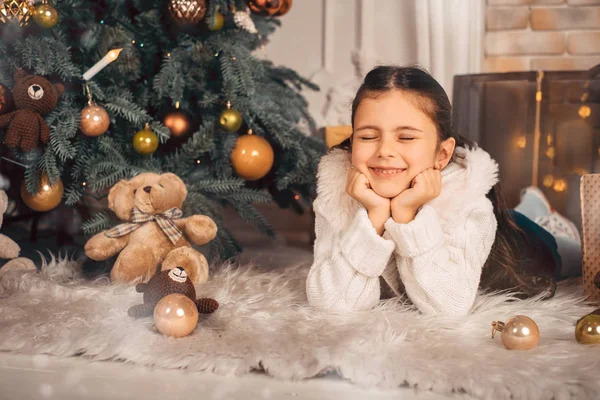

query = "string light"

[
  {"left": 553, "top": 179, "right": 567, "bottom": 193},
  {"left": 82, "top": 181, "right": 87, "bottom": 187},
  {"left": 196, "top": 160, "right": 201, "bottom": 164}
]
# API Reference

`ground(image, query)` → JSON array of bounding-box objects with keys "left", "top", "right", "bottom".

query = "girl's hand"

[
  {"left": 346, "top": 167, "right": 390, "bottom": 213},
  {"left": 346, "top": 167, "right": 390, "bottom": 235},
  {"left": 391, "top": 168, "right": 441, "bottom": 223}
]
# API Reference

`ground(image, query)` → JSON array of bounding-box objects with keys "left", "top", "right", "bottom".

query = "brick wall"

[{"left": 484, "top": 0, "right": 600, "bottom": 72}]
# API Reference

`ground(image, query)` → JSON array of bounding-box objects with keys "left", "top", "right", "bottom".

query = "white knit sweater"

[{"left": 306, "top": 146, "right": 499, "bottom": 316}]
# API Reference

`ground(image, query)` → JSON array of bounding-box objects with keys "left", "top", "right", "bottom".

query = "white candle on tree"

[{"left": 83, "top": 48, "right": 123, "bottom": 81}]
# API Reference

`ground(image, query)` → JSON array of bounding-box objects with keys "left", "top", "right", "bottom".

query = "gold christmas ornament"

[
  {"left": 219, "top": 101, "right": 243, "bottom": 133},
  {"left": 32, "top": 0, "right": 59, "bottom": 29},
  {"left": 230, "top": 130, "right": 274, "bottom": 180},
  {"left": 0, "top": 0, "right": 33, "bottom": 26},
  {"left": 153, "top": 294, "right": 199, "bottom": 338},
  {"left": 168, "top": 0, "right": 207, "bottom": 25},
  {"left": 491, "top": 315, "right": 540, "bottom": 350},
  {"left": 21, "top": 174, "right": 64, "bottom": 212},
  {"left": 133, "top": 125, "right": 159, "bottom": 155},
  {"left": 207, "top": 11, "right": 224, "bottom": 31},
  {"left": 575, "top": 309, "right": 600, "bottom": 344},
  {"left": 80, "top": 103, "right": 110, "bottom": 137}
]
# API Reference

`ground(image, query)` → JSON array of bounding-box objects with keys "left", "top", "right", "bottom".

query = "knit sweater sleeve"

[
  {"left": 383, "top": 199, "right": 497, "bottom": 316},
  {"left": 306, "top": 204, "right": 395, "bottom": 312}
]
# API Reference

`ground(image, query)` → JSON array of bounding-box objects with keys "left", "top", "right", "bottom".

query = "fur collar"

[{"left": 314, "top": 146, "right": 499, "bottom": 229}]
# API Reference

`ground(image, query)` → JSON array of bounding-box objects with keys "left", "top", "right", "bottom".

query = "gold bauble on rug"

[
  {"left": 168, "top": 0, "right": 207, "bottom": 25},
  {"left": 21, "top": 174, "right": 64, "bottom": 212},
  {"left": 80, "top": 102, "right": 110, "bottom": 137},
  {"left": 32, "top": 0, "right": 59, "bottom": 29},
  {"left": 575, "top": 309, "right": 600, "bottom": 344},
  {"left": 133, "top": 126, "right": 159, "bottom": 155},
  {"left": 230, "top": 130, "right": 274, "bottom": 180},
  {"left": 491, "top": 315, "right": 540, "bottom": 350},
  {"left": 0, "top": 0, "right": 33, "bottom": 26},
  {"left": 154, "top": 294, "right": 199, "bottom": 338}
]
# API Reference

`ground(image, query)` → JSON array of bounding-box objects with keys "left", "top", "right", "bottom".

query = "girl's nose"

[{"left": 376, "top": 137, "right": 397, "bottom": 158}]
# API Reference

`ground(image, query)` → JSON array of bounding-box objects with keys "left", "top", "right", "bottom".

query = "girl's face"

[{"left": 351, "top": 89, "right": 453, "bottom": 199}]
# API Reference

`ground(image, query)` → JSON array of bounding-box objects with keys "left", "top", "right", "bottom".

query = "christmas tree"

[{"left": 0, "top": 0, "right": 325, "bottom": 260}]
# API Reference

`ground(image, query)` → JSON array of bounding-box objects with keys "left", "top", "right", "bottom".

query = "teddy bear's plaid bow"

[{"left": 105, "top": 207, "right": 184, "bottom": 245}]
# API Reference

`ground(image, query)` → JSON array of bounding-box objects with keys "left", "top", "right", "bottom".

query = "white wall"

[{"left": 265, "top": 0, "right": 485, "bottom": 128}]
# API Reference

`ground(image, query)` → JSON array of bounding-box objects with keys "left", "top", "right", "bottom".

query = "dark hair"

[{"left": 338, "top": 65, "right": 555, "bottom": 299}]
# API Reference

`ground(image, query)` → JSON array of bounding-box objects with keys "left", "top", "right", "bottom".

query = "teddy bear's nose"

[{"left": 143, "top": 186, "right": 152, "bottom": 193}]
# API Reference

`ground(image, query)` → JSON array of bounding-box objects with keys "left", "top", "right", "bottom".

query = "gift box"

[{"left": 580, "top": 174, "right": 600, "bottom": 303}]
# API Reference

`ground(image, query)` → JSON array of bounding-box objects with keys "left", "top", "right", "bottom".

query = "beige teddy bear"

[
  {"left": 84, "top": 173, "right": 217, "bottom": 285},
  {"left": 0, "top": 190, "right": 36, "bottom": 272}
]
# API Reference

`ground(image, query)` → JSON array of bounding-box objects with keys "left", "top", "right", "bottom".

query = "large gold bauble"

[
  {"left": 168, "top": 0, "right": 207, "bottom": 25},
  {"left": 32, "top": 1, "right": 59, "bottom": 29},
  {"left": 491, "top": 315, "right": 540, "bottom": 350},
  {"left": 575, "top": 310, "right": 600, "bottom": 344},
  {"left": 230, "top": 133, "right": 274, "bottom": 181},
  {"left": 154, "top": 294, "right": 199, "bottom": 338},
  {"left": 219, "top": 108, "right": 243, "bottom": 133},
  {"left": 21, "top": 174, "right": 64, "bottom": 212},
  {"left": 80, "top": 103, "right": 110, "bottom": 137},
  {"left": 0, "top": 0, "right": 34, "bottom": 26},
  {"left": 133, "top": 128, "right": 159, "bottom": 155}
]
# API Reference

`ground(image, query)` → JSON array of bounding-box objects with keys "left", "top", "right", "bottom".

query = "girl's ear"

[{"left": 436, "top": 137, "right": 456, "bottom": 169}]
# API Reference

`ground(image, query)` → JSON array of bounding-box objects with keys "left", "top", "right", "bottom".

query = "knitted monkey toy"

[
  {"left": 128, "top": 267, "right": 219, "bottom": 318},
  {"left": 0, "top": 70, "right": 64, "bottom": 152}
]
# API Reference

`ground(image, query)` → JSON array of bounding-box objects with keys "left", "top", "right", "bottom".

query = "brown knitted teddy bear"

[
  {"left": 0, "top": 70, "right": 64, "bottom": 152},
  {"left": 128, "top": 267, "right": 219, "bottom": 318},
  {"left": 84, "top": 172, "right": 217, "bottom": 285}
]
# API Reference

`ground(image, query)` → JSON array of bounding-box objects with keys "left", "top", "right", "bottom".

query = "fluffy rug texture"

[{"left": 0, "top": 249, "right": 599, "bottom": 400}]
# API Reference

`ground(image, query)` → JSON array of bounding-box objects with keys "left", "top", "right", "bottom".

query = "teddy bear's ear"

[
  {"left": 54, "top": 83, "right": 65, "bottom": 97},
  {"left": 13, "top": 69, "right": 28, "bottom": 82},
  {"left": 159, "top": 173, "right": 187, "bottom": 206},
  {"left": 108, "top": 180, "right": 135, "bottom": 221}
]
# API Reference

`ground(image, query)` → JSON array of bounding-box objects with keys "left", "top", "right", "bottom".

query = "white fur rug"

[{"left": 0, "top": 250, "right": 599, "bottom": 400}]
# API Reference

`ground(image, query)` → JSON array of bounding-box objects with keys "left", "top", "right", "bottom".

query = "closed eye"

[
  {"left": 399, "top": 137, "right": 415, "bottom": 141},
  {"left": 358, "top": 136, "right": 377, "bottom": 141}
]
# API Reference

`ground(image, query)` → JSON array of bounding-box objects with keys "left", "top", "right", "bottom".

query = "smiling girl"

[{"left": 306, "top": 66, "right": 576, "bottom": 315}]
